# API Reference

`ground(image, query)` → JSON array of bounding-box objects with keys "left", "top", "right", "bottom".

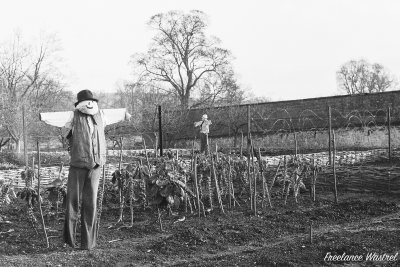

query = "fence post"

[
  {"left": 37, "top": 139, "right": 49, "bottom": 247},
  {"left": 193, "top": 154, "right": 201, "bottom": 218},
  {"left": 332, "top": 130, "right": 338, "bottom": 204},
  {"left": 247, "top": 105, "right": 253, "bottom": 210},
  {"left": 251, "top": 142, "right": 257, "bottom": 215},
  {"left": 158, "top": 105, "right": 163, "bottom": 157},
  {"left": 142, "top": 136, "right": 151, "bottom": 171},
  {"left": 240, "top": 130, "right": 243, "bottom": 157},
  {"left": 247, "top": 105, "right": 251, "bottom": 145},
  {"left": 154, "top": 132, "right": 158, "bottom": 158},
  {"left": 328, "top": 106, "right": 332, "bottom": 166},
  {"left": 118, "top": 137, "right": 123, "bottom": 171},
  {"left": 387, "top": 106, "right": 392, "bottom": 163},
  {"left": 23, "top": 106, "right": 28, "bottom": 168}
]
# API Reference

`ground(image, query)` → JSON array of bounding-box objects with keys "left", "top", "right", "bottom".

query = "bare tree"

[
  {"left": 132, "top": 10, "right": 233, "bottom": 109},
  {"left": 208, "top": 104, "right": 247, "bottom": 147},
  {"left": 0, "top": 33, "right": 66, "bottom": 151},
  {"left": 117, "top": 82, "right": 179, "bottom": 131},
  {"left": 336, "top": 59, "right": 396, "bottom": 95},
  {"left": 193, "top": 68, "right": 245, "bottom": 108},
  {"left": 368, "top": 63, "right": 395, "bottom": 93}
]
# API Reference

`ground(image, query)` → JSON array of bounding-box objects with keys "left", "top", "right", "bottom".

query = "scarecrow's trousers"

[
  {"left": 63, "top": 165, "right": 101, "bottom": 249},
  {"left": 200, "top": 133, "right": 209, "bottom": 154}
]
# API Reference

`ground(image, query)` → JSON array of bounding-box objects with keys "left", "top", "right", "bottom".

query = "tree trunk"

[
  {"left": 16, "top": 139, "right": 21, "bottom": 153},
  {"left": 0, "top": 138, "right": 10, "bottom": 151},
  {"left": 180, "top": 94, "right": 190, "bottom": 109}
]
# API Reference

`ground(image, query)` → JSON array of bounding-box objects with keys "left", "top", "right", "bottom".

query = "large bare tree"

[
  {"left": 337, "top": 59, "right": 397, "bottom": 95},
  {"left": 132, "top": 10, "right": 233, "bottom": 109}
]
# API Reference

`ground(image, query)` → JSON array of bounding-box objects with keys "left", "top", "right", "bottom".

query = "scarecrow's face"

[{"left": 76, "top": 100, "right": 99, "bottom": 115}]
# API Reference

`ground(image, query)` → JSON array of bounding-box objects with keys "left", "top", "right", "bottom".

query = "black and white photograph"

[{"left": 0, "top": 0, "right": 400, "bottom": 266}]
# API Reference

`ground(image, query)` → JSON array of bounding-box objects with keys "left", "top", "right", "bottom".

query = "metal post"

[{"left": 158, "top": 105, "right": 163, "bottom": 157}]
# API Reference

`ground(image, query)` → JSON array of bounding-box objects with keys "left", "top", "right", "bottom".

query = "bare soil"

[{"left": 1, "top": 191, "right": 399, "bottom": 267}]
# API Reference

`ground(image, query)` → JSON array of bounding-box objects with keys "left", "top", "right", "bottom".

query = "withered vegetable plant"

[
  {"left": 17, "top": 168, "right": 40, "bottom": 234},
  {"left": 110, "top": 163, "right": 150, "bottom": 225},
  {"left": 0, "top": 179, "right": 17, "bottom": 206},
  {"left": 275, "top": 156, "right": 324, "bottom": 204}
]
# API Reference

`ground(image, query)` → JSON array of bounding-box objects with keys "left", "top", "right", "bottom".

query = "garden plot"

[
  {"left": 1, "top": 149, "right": 399, "bottom": 266},
  {"left": 0, "top": 193, "right": 399, "bottom": 266}
]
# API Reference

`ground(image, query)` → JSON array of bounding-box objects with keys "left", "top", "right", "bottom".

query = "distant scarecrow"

[
  {"left": 40, "top": 89, "right": 131, "bottom": 250},
  {"left": 194, "top": 114, "right": 212, "bottom": 154}
]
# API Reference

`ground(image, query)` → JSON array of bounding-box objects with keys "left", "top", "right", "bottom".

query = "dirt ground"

[{"left": 1, "top": 190, "right": 399, "bottom": 267}]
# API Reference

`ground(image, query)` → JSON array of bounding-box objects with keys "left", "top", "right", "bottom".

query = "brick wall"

[{"left": 167, "top": 91, "right": 400, "bottom": 143}]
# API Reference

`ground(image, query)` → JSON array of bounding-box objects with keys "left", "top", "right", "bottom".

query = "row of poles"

[
  {"left": 159, "top": 104, "right": 394, "bottom": 162},
  {"left": 22, "top": 104, "right": 394, "bottom": 168},
  {"left": 20, "top": 103, "right": 394, "bottom": 210},
  {"left": 244, "top": 105, "right": 394, "bottom": 205},
  {"left": 327, "top": 106, "right": 393, "bottom": 204},
  {"left": 21, "top": 104, "right": 394, "bottom": 167}
]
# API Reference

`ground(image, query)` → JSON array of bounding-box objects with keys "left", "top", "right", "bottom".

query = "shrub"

[{"left": 0, "top": 152, "right": 24, "bottom": 169}]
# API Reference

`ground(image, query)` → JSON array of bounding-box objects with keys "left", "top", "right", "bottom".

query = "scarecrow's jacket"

[
  {"left": 40, "top": 108, "right": 129, "bottom": 168},
  {"left": 69, "top": 110, "right": 106, "bottom": 169}
]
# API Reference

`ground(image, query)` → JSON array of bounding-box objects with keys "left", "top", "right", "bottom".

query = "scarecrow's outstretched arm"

[
  {"left": 39, "top": 111, "right": 74, "bottom": 128},
  {"left": 101, "top": 108, "right": 131, "bottom": 126},
  {"left": 40, "top": 108, "right": 131, "bottom": 128}
]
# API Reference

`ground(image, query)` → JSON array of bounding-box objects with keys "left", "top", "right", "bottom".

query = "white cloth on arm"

[
  {"left": 101, "top": 108, "right": 128, "bottom": 126},
  {"left": 40, "top": 108, "right": 129, "bottom": 129},
  {"left": 40, "top": 111, "right": 74, "bottom": 128},
  {"left": 194, "top": 119, "right": 212, "bottom": 134}
]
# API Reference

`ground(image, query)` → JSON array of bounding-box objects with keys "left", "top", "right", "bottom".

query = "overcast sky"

[{"left": 0, "top": 0, "right": 399, "bottom": 101}]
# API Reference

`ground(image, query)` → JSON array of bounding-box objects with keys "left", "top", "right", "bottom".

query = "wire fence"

[{"left": 163, "top": 94, "right": 399, "bottom": 158}]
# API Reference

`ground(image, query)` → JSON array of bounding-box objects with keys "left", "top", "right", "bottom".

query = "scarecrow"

[
  {"left": 40, "top": 89, "right": 131, "bottom": 250},
  {"left": 194, "top": 114, "right": 212, "bottom": 154}
]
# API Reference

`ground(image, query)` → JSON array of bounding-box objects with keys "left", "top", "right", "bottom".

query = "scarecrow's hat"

[{"left": 75, "top": 89, "right": 99, "bottom": 107}]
